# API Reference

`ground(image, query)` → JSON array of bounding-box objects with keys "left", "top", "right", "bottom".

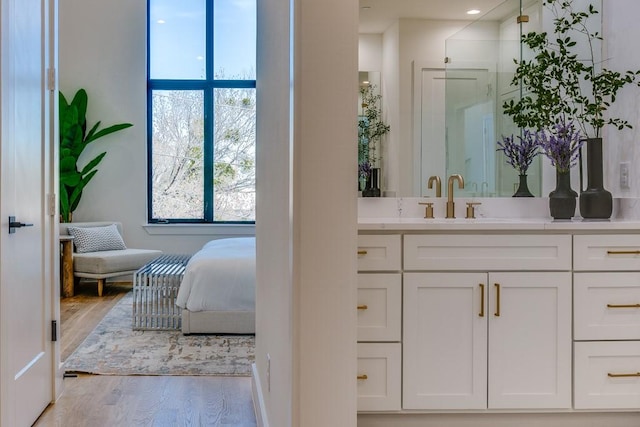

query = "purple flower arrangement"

[
  {"left": 496, "top": 129, "right": 540, "bottom": 175},
  {"left": 538, "top": 122, "right": 583, "bottom": 173}
]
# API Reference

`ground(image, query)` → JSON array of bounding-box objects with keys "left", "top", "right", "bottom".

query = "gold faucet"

[
  {"left": 446, "top": 174, "right": 465, "bottom": 219},
  {"left": 427, "top": 176, "right": 441, "bottom": 197}
]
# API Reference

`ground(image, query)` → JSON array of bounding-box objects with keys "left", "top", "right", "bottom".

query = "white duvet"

[{"left": 176, "top": 237, "right": 256, "bottom": 312}]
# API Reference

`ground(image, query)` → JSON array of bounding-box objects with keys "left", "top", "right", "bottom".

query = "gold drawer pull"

[
  {"left": 357, "top": 305, "right": 368, "bottom": 310},
  {"left": 357, "top": 250, "right": 368, "bottom": 256},
  {"left": 608, "top": 372, "right": 640, "bottom": 378},
  {"left": 494, "top": 283, "right": 501, "bottom": 317},
  {"left": 607, "top": 303, "right": 640, "bottom": 309},
  {"left": 607, "top": 250, "right": 640, "bottom": 255},
  {"left": 479, "top": 284, "right": 485, "bottom": 317},
  {"left": 357, "top": 374, "right": 368, "bottom": 380}
]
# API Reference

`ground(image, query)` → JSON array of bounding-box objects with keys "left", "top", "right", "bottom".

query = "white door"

[
  {"left": 0, "top": 0, "right": 55, "bottom": 425},
  {"left": 403, "top": 272, "right": 488, "bottom": 410},
  {"left": 488, "top": 272, "right": 572, "bottom": 409}
]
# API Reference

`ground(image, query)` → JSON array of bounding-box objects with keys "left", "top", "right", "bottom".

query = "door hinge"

[
  {"left": 51, "top": 320, "right": 57, "bottom": 342},
  {"left": 47, "top": 68, "right": 56, "bottom": 91},
  {"left": 47, "top": 194, "right": 56, "bottom": 217}
]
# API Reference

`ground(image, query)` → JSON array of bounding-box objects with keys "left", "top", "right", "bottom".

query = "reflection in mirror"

[
  {"left": 443, "top": 0, "right": 542, "bottom": 197},
  {"left": 359, "top": 0, "right": 550, "bottom": 197}
]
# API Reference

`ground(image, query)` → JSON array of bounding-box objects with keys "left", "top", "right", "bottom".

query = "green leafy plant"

[
  {"left": 358, "top": 84, "right": 390, "bottom": 185},
  {"left": 59, "top": 89, "right": 133, "bottom": 222},
  {"left": 503, "top": 0, "right": 640, "bottom": 138}
]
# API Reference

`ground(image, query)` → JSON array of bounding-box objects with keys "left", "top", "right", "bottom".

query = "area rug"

[{"left": 64, "top": 292, "right": 254, "bottom": 376}]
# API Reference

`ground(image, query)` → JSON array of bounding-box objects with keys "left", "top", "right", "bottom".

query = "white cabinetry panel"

[
  {"left": 574, "top": 235, "right": 640, "bottom": 271},
  {"left": 357, "top": 343, "right": 401, "bottom": 411},
  {"left": 575, "top": 341, "right": 640, "bottom": 409},
  {"left": 404, "top": 234, "right": 571, "bottom": 271},
  {"left": 358, "top": 235, "right": 401, "bottom": 271},
  {"left": 488, "top": 272, "right": 572, "bottom": 409},
  {"left": 403, "top": 272, "right": 488, "bottom": 410},
  {"left": 357, "top": 273, "right": 401, "bottom": 342},
  {"left": 574, "top": 272, "right": 640, "bottom": 341}
]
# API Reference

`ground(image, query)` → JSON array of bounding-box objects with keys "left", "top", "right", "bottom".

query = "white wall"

[
  {"left": 59, "top": 0, "right": 239, "bottom": 255},
  {"left": 359, "top": 34, "right": 382, "bottom": 72},
  {"left": 257, "top": 0, "right": 358, "bottom": 425},
  {"left": 604, "top": 0, "right": 640, "bottom": 198}
]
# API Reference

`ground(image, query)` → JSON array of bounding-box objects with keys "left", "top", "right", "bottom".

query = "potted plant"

[
  {"left": 496, "top": 129, "right": 540, "bottom": 197},
  {"left": 538, "top": 121, "right": 583, "bottom": 219},
  {"left": 59, "top": 88, "right": 133, "bottom": 222},
  {"left": 503, "top": 0, "right": 640, "bottom": 218},
  {"left": 358, "top": 84, "right": 390, "bottom": 197}
]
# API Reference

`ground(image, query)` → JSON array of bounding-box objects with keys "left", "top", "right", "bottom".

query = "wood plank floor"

[{"left": 34, "top": 280, "right": 257, "bottom": 427}]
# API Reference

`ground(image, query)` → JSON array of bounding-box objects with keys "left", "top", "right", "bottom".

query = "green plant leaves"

[{"left": 58, "top": 88, "right": 133, "bottom": 222}]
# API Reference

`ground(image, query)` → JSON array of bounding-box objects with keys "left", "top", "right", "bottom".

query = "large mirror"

[{"left": 359, "top": 0, "right": 544, "bottom": 197}]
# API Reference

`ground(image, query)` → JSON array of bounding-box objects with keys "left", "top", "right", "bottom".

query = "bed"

[{"left": 176, "top": 237, "right": 255, "bottom": 334}]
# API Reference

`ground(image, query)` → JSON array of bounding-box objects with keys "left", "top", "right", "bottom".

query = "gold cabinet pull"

[
  {"left": 479, "top": 284, "right": 485, "bottom": 317},
  {"left": 494, "top": 283, "right": 501, "bottom": 317},
  {"left": 357, "top": 374, "right": 368, "bottom": 380},
  {"left": 357, "top": 250, "right": 368, "bottom": 256},
  {"left": 608, "top": 372, "right": 640, "bottom": 378},
  {"left": 357, "top": 305, "right": 368, "bottom": 310},
  {"left": 607, "top": 303, "right": 640, "bottom": 309},
  {"left": 607, "top": 250, "right": 640, "bottom": 255}
]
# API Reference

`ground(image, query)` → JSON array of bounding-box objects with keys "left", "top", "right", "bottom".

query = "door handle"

[{"left": 8, "top": 216, "right": 34, "bottom": 234}]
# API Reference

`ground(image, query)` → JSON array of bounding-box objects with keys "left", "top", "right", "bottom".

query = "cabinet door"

[
  {"left": 403, "top": 272, "right": 488, "bottom": 409},
  {"left": 488, "top": 272, "right": 572, "bottom": 409},
  {"left": 357, "top": 273, "right": 401, "bottom": 342}
]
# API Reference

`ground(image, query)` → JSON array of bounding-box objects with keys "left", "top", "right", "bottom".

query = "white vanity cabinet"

[
  {"left": 402, "top": 235, "right": 572, "bottom": 410},
  {"left": 573, "top": 235, "right": 640, "bottom": 409},
  {"left": 356, "top": 234, "right": 402, "bottom": 411}
]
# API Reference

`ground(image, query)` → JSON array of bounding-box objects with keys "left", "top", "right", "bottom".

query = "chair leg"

[{"left": 97, "top": 278, "right": 105, "bottom": 297}]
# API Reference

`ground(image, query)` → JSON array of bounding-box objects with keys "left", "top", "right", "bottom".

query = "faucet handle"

[
  {"left": 465, "top": 202, "right": 481, "bottom": 219},
  {"left": 418, "top": 202, "right": 435, "bottom": 219}
]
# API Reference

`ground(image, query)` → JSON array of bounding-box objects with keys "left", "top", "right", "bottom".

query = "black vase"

[
  {"left": 549, "top": 171, "right": 577, "bottom": 220},
  {"left": 579, "top": 137, "right": 612, "bottom": 219},
  {"left": 513, "top": 174, "right": 534, "bottom": 197},
  {"left": 362, "top": 168, "right": 381, "bottom": 197}
]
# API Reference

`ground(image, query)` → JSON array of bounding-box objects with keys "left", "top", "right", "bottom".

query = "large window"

[{"left": 148, "top": 0, "right": 256, "bottom": 223}]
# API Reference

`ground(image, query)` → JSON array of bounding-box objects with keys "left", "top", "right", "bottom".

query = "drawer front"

[
  {"left": 574, "top": 234, "right": 640, "bottom": 271},
  {"left": 574, "top": 273, "right": 640, "bottom": 340},
  {"left": 574, "top": 341, "right": 640, "bottom": 409},
  {"left": 357, "top": 343, "right": 401, "bottom": 412},
  {"left": 404, "top": 234, "right": 571, "bottom": 271},
  {"left": 357, "top": 274, "right": 401, "bottom": 342},
  {"left": 357, "top": 235, "right": 401, "bottom": 271}
]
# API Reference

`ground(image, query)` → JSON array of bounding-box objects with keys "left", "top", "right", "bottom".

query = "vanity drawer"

[
  {"left": 404, "top": 234, "right": 571, "bottom": 271},
  {"left": 574, "top": 341, "right": 640, "bottom": 409},
  {"left": 574, "top": 235, "right": 640, "bottom": 271},
  {"left": 357, "top": 343, "right": 401, "bottom": 411},
  {"left": 357, "top": 235, "right": 401, "bottom": 271},
  {"left": 357, "top": 274, "right": 401, "bottom": 342},
  {"left": 574, "top": 273, "right": 640, "bottom": 340}
]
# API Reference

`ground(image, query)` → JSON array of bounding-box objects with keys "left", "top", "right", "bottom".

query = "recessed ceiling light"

[
  {"left": 157, "top": 19, "right": 166, "bottom": 24},
  {"left": 466, "top": 9, "right": 481, "bottom": 15}
]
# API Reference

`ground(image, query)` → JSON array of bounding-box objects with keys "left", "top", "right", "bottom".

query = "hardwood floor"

[{"left": 34, "top": 280, "right": 257, "bottom": 427}]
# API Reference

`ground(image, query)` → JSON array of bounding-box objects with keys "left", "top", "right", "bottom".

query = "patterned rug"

[{"left": 64, "top": 292, "right": 254, "bottom": 376}]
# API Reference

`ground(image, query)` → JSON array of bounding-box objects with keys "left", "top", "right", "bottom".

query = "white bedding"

[{"left": 176, "top": 237, "right": 255, "bottom": 313}]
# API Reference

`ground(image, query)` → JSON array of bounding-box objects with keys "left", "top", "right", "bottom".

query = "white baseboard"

[{"left": 251, "top": 363, "right": 269, "bottom": 427}]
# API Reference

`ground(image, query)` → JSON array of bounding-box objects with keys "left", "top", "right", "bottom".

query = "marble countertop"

[
  {"left": 358, "top": 216, "right": 640, "bottom": 231},
  {"left": 358, "top": 197, "right": 640, "bottom": 232}
]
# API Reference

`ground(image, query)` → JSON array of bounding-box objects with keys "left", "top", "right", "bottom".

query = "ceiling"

[{"left": 359, "top": 0, "right": 509, "bottom": 33}]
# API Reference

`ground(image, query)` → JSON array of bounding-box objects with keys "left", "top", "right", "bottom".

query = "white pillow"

[{"left": 67, "top": 224, "right": 127, "bottom": 253}]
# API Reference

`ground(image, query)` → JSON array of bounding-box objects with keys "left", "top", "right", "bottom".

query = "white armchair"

[{"left": 59, "top": 222, "right": 162, "bottom": 296}]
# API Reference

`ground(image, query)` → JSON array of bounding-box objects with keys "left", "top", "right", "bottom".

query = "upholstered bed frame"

[{"left": 181, "top": 309, "right": 255, "bottom": 334}]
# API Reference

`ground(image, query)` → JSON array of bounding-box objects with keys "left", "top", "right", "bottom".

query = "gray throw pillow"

[{"left": 67, "top": 224, "right": 127, "bottom": 253}]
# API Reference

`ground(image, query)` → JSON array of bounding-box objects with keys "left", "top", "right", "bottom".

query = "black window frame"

[{"left": 146, "top": 0, "right": 257, "bottom": 224}]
